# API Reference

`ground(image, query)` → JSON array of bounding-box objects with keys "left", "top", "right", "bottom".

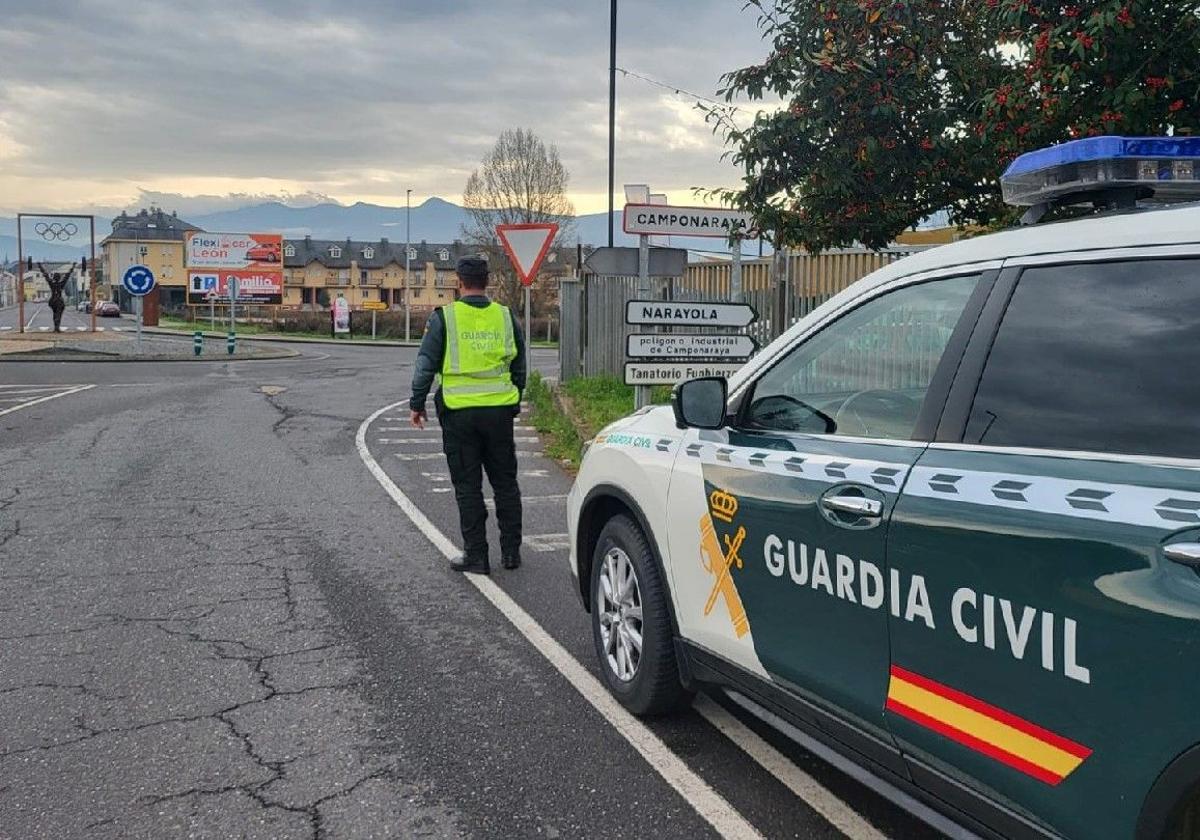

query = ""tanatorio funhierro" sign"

[{"left": 623, "top": 204, "right": 754, "bottom": 238}]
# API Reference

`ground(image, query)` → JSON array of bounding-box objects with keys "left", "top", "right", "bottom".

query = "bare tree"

[{"left": 462, "top": 128, "right": 575, "bottom": 309}]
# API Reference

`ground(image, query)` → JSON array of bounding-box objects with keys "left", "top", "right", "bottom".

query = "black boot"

[
  {"left": 450, "top": 554, "right": 490, "bottom": 575},
  {"left": 501, "top": 551, "right": 522, "bottom": 570}
]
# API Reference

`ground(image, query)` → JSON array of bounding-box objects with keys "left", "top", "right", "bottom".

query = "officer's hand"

[{"left": 411, "top": 410, "right": 426, "bottom": 429}]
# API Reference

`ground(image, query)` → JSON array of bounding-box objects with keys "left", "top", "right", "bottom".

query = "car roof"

[{"left": 730, "top": 202, "right": 1200, "bottom": 393}]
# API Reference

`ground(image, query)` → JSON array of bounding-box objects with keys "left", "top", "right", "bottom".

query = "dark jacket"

[{"left": 409, "top": 295, "right": 527, "bottom": 412}]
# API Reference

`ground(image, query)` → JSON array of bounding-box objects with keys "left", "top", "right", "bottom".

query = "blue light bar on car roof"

[{"left": 1001, "top": 136, "right": 1200, "bottom": 207}]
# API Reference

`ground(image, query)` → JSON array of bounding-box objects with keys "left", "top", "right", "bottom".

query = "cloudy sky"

[{"left": 0, "top": 1, "right": 773, "bottom": 217}]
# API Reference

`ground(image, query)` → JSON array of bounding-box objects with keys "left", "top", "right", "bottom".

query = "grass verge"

[{"left": 526, "top": 373, "right": 669, "bottom": 470}]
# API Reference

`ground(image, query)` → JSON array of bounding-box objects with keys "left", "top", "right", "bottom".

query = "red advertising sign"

[
  {"left": 186, "top": 232, "right": 283, "bottom": 269},
  {"left": 187, "top": 270, "right": 283, "bottom": 305}
]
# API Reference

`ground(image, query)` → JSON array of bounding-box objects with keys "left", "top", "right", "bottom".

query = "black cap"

[{"left": 456, "top": 256, "right": 489, "bottom": 282}]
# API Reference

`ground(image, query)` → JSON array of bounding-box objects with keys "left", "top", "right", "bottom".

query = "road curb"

[
  {"left": 0, "top": 347, "right": 303, "bottom": 363},
  {"left": 145, "top": 326, "right": 420, "bottom": 348}
]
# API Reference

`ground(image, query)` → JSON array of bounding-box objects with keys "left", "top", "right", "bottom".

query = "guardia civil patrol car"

[{"left": 567, "top": 137, "right": 1200, "bottom": 840}]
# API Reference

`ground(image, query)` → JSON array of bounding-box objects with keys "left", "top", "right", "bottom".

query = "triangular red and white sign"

[{"left": 496, "top": 223, "right": 559, "bottom": 287}]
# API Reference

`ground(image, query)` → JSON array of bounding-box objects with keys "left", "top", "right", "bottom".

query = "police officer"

[{"left": 409, "top": 256, "right": 526, "bottom": 574}]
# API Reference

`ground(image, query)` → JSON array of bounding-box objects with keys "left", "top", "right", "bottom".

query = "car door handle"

[
  {"left": 1164, "top": 543, "right": 1200, "bottom": 569},
  {"left": 821, "top": 496, "right": 883, "bottom": 518}
]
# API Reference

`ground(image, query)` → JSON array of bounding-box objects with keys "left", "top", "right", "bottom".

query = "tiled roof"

[
  {"left": 103, "top": 208, "right": 203, "bottom": 244},
  {"left": 283, "top": 238, "right": 476, "bottom": 270}
]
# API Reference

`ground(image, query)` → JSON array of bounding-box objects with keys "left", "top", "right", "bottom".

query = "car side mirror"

[{"left": 672, "top": 377, "right": 728, "bottom": 430}]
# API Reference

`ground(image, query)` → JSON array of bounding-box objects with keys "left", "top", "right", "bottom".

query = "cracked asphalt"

[{"left": 0, "top": 337, "right": 939, "bottom": 840}]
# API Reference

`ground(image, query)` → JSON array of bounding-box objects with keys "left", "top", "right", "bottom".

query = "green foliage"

[
  {"left": 527, "top": 372, "right": 585, "bottom": 466},
  {"left": 980, "top": 0, "right": 1200, "bottom": 156},
  {"left": 712, "top": 0, "right": 1200, "bottom": 252},
  {"left": 526, "top": 374, "right": 670, "bottom": 469}
]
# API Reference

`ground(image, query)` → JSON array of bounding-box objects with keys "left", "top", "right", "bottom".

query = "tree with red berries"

[{"left": 712, "top": 0, "right": 1200, "bottom": 252}]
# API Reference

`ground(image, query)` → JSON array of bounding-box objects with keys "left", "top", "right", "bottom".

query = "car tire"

[{"left": 590, "top": 513, "right": 693, "bottom": 716}]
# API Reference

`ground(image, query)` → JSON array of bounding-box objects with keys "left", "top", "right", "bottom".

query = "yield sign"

[{"left": 496, "top": 223, "right": 559, "bottom": 287}]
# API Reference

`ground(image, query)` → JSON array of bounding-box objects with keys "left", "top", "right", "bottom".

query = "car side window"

[
  {"left": 965, "top": 258, "right": 1200, "bottom": 459},
  {"left": 741, "top": 275, "right": 980, "bottom": 439}
]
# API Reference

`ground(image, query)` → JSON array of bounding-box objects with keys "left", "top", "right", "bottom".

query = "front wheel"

[{"left": 590, "top": 514, "right": 692, "bottom": 716}]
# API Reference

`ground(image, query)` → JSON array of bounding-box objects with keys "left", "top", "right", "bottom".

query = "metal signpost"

[
  {"left": 207, "top": 290, "right": 217, "bottom": 329},
  {"left": 624, "top": 361, "right": 745, "bottom": 385},
  {"left": 121, "top": 264, "right": 156, "bottom": 354},
  {"left": 363, "top": 299, "right": 387, "bottom": 339},
  {"left": 625, "top": 300, "right": 758, "bottom": 327},
  {"left": 626, "top": 333, "right": 757, "bottom": 359},
  {"left": 495, "top": 223, "right": 559, "bottom": 374},
  {"left": 620, "top": 198, "right": 759, "bottom": 402},
  {"left": 584, "top": 246, "right": 687, "bottom": 278},
  {"left": 227, "top": 276, "right": 239, "bottom": 355}
]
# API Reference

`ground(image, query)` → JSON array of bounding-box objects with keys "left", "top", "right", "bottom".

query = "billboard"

[
  {"left": 186, "top": 232, "right": 284, "bottom": 305},
  {"left": 187, "top": 270, "right": 283, "bottom": 305},
  {"left": 186, "top": 232, "right": 283, "bottom": 269}
]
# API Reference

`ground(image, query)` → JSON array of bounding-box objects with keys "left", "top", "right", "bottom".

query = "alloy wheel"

[{"left": 598, "top": 546, "right": 643, "bottom": 682}]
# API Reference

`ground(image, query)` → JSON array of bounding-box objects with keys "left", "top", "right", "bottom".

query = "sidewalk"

[{"left": 145, "top": 325, "right": 420, "bottom": 348}]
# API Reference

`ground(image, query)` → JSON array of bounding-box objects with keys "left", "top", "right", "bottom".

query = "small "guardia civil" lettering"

[{"left": 763, "top": 535, "right": 1091, "bottom": 685}]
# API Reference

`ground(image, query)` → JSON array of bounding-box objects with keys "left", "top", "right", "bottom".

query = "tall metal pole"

[
  {"left": 607, "top": 0, "right": 617, "bottom": 248},
  {"left": 89, "top": 216, "right": 96, "bottom": 333},
  {"left": 634, "top": 232, "right": 650, "bottom": 409},
  {"left": 405, "top": 188, "right": 412, "bottom": 342},
  {"left": 16, "top": 215, "right": 23, "bottom": 334},
  {"left": 731, "top": 237, "right": 744, "bottom": 304}
]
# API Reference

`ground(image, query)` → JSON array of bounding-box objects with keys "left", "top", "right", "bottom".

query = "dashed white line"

[
  {"left": 356, "top": 399, "right": 764, "bottom": 840},
  {"left": 395, "top": 450, "right": 541, "bottom": 462},
  {"left": 379, "top": 436, "right": 540, "bottom": 445},
  {"left": 523, "top": 533, "right": 572, "bottom": 552}
]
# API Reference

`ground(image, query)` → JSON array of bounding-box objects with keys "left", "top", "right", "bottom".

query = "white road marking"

[
  {"left": 24, "top": 307, "right": 39, "bottom": 330},
  {"left": 484, "top": 495, "right": 566, "bottom": 512},
  {"left": 76, "top": 326, "right": 86, "bottom": 331},
  {"left": 355, "top": 396, "right": 892, "bottom": 840},
  {"left": 0, "top": 325, "right": 12, "bottom": 331},
  {"left": 0, "top": 386, "right": 73, "bottom": 395},
  {"left": 524, "top": 533, "right": 571, "bottom": 552},
  {"left": 37, "top": 326, "right": 49, "bottom": 332},
  {"left": 378, "top": 436, "right": 540, "bottom": 445},
  {"left": 395, "top": 450, "right": 540, "bottom": 462},
  {"left": 356, "top": 399, "right": 764, "bottom": 840},
  {"left": 522, "top": 469, "right": 550, "bottom": 478},
  {"left": 0, "top": 385, "right": 95, "bottom": 418},
  {"left": 694, "top": 695, "right": 889, "bottom": 840}
]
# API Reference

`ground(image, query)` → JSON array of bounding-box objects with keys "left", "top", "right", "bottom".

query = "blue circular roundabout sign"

[{"left": 121, "top": 264, "right": 156, "bottom": 297}]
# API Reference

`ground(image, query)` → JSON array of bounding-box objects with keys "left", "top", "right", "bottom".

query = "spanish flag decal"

[{"left": 886, "top": 666, "right": 1092, "bottom": 786}]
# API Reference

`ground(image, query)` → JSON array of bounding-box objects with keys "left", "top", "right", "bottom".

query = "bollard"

[
  {"left": 193, "top": 331, "right": 203, "bottom": 356},
  {"left": 226, "top": 331, "right": 236, "bottom": 355}
]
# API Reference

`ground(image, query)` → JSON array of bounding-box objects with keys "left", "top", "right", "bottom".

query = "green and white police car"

[{"left": 567, "top": 137, "right": 1200, "bottom": 840}]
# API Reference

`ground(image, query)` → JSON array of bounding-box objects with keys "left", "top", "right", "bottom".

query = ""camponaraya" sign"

[{"left": 623, "top": 204, "right": 754, "bottom": 239}]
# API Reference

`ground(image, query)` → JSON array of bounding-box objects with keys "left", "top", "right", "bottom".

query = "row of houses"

[{"left": 97, "top": 208, "right": 572, "bottom": 311}]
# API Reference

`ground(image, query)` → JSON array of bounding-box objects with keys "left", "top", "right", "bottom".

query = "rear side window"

[{"left": 966, "top": 258, "right": 1200, "bottom": 459}]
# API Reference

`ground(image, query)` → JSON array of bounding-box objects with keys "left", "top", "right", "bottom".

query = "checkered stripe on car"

[
  {"left": 684, "top": 440, "right": 914, "bottom": 491},
  {"left": 906, "top": 466, "right": 1200, "bottom": 530}
]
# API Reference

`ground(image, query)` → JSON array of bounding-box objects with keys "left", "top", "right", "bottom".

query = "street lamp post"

[
  {"left": 404, "top": 189, "right": 412, "bottom": 342},
  {"left": 608, "top": 0, "right": 617, "bottom": 248}
]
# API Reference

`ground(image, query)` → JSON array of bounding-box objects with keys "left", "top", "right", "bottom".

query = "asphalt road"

[
  {"left": 0, "top": 301, "right": 124, "bottom": 334},
  {"left": 0, "top": 334, "right": 943, "bottom": 839}
]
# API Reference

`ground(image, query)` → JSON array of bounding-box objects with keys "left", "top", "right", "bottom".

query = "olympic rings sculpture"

[{"left": 33, "top": 222, "right": 79, "bottom": 241}]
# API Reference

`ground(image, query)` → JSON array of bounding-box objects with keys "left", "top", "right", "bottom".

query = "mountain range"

[{"left": 1, "top": 198, "right": 760, "bottom": 264}]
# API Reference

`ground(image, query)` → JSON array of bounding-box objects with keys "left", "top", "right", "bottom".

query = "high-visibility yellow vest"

[{"left": 441, "top": 300, "right": 519, "bottom": 409}]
